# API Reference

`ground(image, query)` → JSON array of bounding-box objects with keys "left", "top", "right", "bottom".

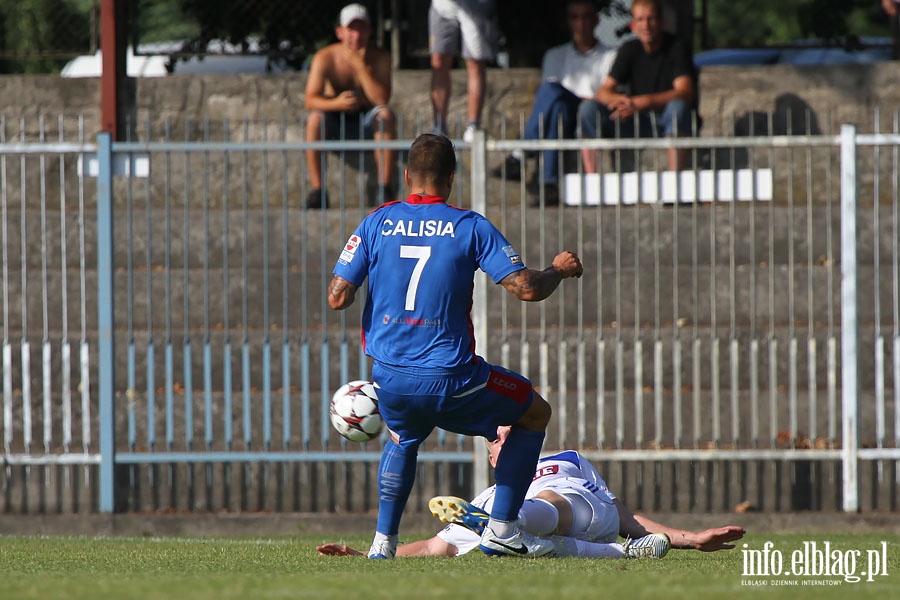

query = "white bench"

[{"left": 563, "top": 168, "right": 773, "bottom": 206}]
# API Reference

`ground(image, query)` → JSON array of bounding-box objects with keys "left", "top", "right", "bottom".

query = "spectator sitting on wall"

[
  {"left": 304, "top": 3, "right": 397, "bottom": 209},
  {"left": 578, "top": 0, "right": 697, "bottom": 173},
  {"left": 492, "top": 0, "right": 618, "bottom": 207}
]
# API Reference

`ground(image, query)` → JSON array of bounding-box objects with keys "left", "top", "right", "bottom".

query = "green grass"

[{"left": 0, "top": 533, "right": 896, "bottom": 599}]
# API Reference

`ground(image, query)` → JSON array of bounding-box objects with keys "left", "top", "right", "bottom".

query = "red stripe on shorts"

[{"left": 486, "top": 369, "right": 531, "bottom": 405}]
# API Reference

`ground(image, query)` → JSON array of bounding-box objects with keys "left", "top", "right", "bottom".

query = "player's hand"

[
  {"left": 689, "top": 526, "right": 746, "bottom": 552},
  {"left": 552, "top": 251, "right": 583, "bottom": 279},
  {"left": 316, "top": 543, "right": 364, "bottom": 556}
]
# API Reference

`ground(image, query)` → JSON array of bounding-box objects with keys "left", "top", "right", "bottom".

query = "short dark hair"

[{"left": 408, "top": 133, "right": 456, "bottom": 182}]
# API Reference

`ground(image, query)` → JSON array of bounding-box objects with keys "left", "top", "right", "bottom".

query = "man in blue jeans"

[
  {"left": 492, "top": 0, "right": 616, "bottom": 206},
  {"left": 579, "top": 0, "right": 697, "bottom": 173}
]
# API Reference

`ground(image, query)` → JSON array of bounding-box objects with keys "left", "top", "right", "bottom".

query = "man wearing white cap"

[{"left": 304, "top": 3, "right": 397, "bottom": 208}]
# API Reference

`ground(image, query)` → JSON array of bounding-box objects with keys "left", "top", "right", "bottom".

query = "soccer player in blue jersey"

[{"left": 328, "top": 133, "right": 583, "bottom": 559}]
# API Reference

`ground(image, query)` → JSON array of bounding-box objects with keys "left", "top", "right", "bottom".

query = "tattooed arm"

[
  {"left": 500, "top": 251, "right": 583, "bottom": 302},
  {"left": 328, "top": 275, "right": 359, "bottom": 310}
]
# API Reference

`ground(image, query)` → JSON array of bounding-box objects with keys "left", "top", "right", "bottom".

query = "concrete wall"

[{"left": 2, "top": 62, "right": 899, "bottom": 140}]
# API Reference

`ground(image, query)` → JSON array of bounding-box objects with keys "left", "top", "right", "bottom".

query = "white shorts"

[
  {"left": 429, "top": 0, "right": 497, "bottom": 61},
  {"left": 533, "top": 476, "right": 620, "bottom": 543}
]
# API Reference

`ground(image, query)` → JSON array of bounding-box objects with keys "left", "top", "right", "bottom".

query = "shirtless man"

[{"left": 304, "top": 3, "right": 397, "bottom": 208}]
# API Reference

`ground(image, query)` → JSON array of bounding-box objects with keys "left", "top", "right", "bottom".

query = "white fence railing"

[{"left": 0, "top": 123, "right": 897, "bottom": 514}]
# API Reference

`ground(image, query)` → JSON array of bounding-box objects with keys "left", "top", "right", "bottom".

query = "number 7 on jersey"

[{"left": 399, "top": 245, "right": 431, "bottom": 311}]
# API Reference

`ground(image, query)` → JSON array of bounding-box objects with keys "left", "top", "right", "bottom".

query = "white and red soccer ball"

[{"left": 330, "top": 380, "right": 383, "bottom": 443}]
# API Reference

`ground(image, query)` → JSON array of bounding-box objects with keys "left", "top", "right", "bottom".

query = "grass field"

[{"left": 0, "top": 532, "right": 896, "bottom": 599}]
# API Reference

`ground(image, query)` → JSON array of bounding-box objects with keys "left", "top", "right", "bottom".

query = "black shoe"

[
  {"left": 490, "top": 155, "right": 523, "bottom": 181},
  {"left": 370, "top": 184, "right": 396, "bottom": 207},
  {"left": 528, "top": 182, "right": 560, "bottom": 207},
  {"left": 306, "top": 188, "right": 328, "bottom": 209}
]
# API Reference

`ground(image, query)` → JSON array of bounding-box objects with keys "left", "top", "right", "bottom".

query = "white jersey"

[
  {"left": 541, "top": 42, "right": 617, "bottom": 99},
  {"left": 436, "top": 450, "right": 620, "bottom": 555}
]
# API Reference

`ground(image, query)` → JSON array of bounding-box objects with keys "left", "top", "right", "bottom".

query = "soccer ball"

[{"left": 330, "top": 380, "right": 383, "bottom": 443}]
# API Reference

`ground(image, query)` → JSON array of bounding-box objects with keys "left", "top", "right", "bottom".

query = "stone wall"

[{"left": 2, "top": 62, "right": 898, "bottom": 139}]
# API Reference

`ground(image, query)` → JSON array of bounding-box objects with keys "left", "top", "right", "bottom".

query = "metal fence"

[{"left": 1, "top": 120, "right": 898, "bottom": 515}]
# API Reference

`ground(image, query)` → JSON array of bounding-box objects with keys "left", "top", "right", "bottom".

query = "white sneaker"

[
  {"left": 367, "top": 538, "right": 396, "bottom": 560},
  {"left": 622, "top": 533, "right": 671, "bottom": 559},
  {"left": 463, "top": 124, "right": 479, "bottom": 143},
  {"left": 479, "top": 525, "right": 556, "bottom": 558}
]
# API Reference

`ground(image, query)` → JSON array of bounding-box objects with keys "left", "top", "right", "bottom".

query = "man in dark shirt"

[{"left": 578, "top": 0, "right": 697, "bottom": 172}]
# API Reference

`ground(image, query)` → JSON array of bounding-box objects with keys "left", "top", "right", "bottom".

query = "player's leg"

[
  {"left": 366, "top": 366, "right": 436, "bottom": 559},
  {"left": 436, "top": 361, "right": 554, "bottom": 556},
  {"left": 428, "top": 494, "right": 562, "bottom": 538},
  {"left": 482, "top": 387, "right": 552, "bottom": 555},
  {"left": 368, "top": 435, "right": 420, "bottom": 558},
  {"left": 489, "top": 390, "right": 549, "bottom": 525}
]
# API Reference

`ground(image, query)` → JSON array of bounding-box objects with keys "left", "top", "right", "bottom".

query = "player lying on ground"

[{"left": 317, "top": 427, "right": 745, "bottom": 558}]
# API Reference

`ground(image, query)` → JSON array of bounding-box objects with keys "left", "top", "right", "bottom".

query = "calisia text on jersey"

[{"left": 381, "top": 219, "right": 456, "bottom": 238}]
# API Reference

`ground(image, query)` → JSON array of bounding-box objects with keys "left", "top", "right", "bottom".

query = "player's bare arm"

[
  {"left": 318, "top": 536, "right": 458, "bottom": 557},
  {"left": 500, "top": 251, "right": 583, "bottom": 302},
  {"left": 617, "top": 499, "right": 745, "bottom": 551},
  {"left": 317, "top": 543, "right": 364, "bottom": 556},
  {"left": 328, "top": 275, "right": 359, "bottom": 310}
]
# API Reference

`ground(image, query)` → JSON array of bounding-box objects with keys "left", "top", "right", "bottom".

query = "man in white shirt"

[{"left": 492, "top": 0, "right": 617, "bottom": 206}]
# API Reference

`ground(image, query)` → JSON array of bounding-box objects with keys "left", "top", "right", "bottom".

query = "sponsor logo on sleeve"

[
  {"left": 339, "top": 234, "right": 361, "bottom": 264},
  {"left": 502, "top": 245, "right": 522, "bottom": 265}
]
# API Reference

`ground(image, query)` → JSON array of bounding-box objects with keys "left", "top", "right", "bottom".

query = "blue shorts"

[{"left": 372, "top": 357, "right": 533, "bottom": 448}]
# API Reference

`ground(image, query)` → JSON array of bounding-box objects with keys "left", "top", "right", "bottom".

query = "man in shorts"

[
  {"left": 327, "top": 133, "right": 583, "bottom": 559},
  {"left": 317, "top": 427, "right": 746, "bottom": 558},
  {"left": 304, "top": 3, "right": 397, "bottom": 208},
  {"left": 429, "top": 0, "right": 498, "bottom": 142}
]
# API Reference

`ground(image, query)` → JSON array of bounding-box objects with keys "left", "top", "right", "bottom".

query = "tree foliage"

[
  {"left": 0, "top": 0, "right": 894, "bottom": 74},
  {"left": 703, "top": 0, "right": 889, "bottom": 48},
  {"left": 0, "top": 0, "right": 90, "bottom": 74},
  {"left": 149, "top": 0, "right": 339, "bottom": 68}
]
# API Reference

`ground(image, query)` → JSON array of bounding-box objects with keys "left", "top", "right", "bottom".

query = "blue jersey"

[{"left": 333, "top": 194, "right": 525, "bottom": 370}]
